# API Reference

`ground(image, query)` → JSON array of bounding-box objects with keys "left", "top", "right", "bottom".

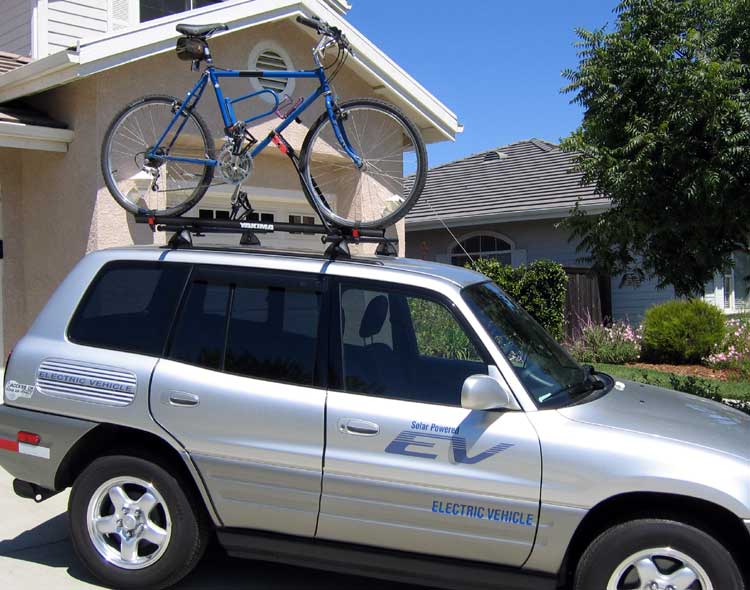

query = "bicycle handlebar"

[
  {"left": 296, "top": 15, "right": 350, "bottom": 51},
  {"left": 296, "top": 15, "right": 324, "bottom": 31}
]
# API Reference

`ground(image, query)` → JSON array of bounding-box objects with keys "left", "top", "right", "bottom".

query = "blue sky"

[{"left": 347, "top": 1, "right": 619, "bottom": 167}]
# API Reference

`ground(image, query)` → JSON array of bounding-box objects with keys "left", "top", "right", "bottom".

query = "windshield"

[{"left": 463, "top": 281, "right": 595, "bottom": 408}]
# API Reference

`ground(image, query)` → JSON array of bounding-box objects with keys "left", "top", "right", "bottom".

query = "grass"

[{"left": 595, "top": 362, "right": 750, "bottom": 400}]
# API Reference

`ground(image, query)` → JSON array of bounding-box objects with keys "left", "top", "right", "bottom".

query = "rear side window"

[
  {"left": 166, "top": 268, "right": 323, "bottom": 387},
  {"left": 69, "top": 261, "right": 190, "bottom": 356}
]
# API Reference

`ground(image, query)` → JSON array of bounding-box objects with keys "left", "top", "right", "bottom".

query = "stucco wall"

[
  {"left": 406, "top": 218, "right": 676, "bottom": 324},
  {"left": 2, "top": 17, "right": 407, "bottom": 351}
]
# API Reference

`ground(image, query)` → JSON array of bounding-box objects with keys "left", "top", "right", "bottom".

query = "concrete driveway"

[
  {"left": 0, "top": 466, "right": 420, "bottom": 589},
  {"left": 0, "top": 380, "right": 422, "bottom": 590}
]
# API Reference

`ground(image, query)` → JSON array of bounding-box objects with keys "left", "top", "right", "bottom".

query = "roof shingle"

[
  {"left": 407, "top": 139, "right": 609, "bottom": 226},
  {"left": 0, "top": 52, "right": 32, "bottom": 75}
]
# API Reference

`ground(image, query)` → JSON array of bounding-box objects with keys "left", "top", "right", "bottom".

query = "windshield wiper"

[{"left": 538, "top": 365, "right": 604, "bottom": 405}]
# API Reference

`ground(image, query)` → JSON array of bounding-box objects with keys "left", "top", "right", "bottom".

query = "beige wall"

[{"left": 1, "top": 17, "right": 408, "bottom": 352}]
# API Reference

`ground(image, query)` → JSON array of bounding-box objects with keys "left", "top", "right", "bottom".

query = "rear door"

[
  {"left": 318, "top": 279, "right": 542, "bottom": 566},
  {"left": 150, "top": 265, "right": 328, "bottom": 537}
]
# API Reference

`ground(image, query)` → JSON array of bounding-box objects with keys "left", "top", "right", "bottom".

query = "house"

[
  {"left": 405, "top": 139, "right": 750, "bottom": 330},
  {"left": 0, "top": 0, "right": 461, "bottom": 354}
]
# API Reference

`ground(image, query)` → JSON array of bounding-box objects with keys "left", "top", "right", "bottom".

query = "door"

[
  {"left": 150, "top": 265, "right": 327, "bottom": 537},
  {"left": 318, "top": 280, "right": 542, "bottom": 566}
]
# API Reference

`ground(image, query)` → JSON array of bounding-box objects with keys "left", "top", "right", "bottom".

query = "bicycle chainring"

[{"left": 218, "top": 143, "right": 253, "bottom": 185}]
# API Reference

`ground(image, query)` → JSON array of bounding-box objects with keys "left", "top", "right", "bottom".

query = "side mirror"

[{"left": 461, "top": 374, "right": 516, "bottom": 411}]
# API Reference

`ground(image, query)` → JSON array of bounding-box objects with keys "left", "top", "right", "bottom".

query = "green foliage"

[
  {"left": 568, "top": 320, "right": 642, "bottom": 364},
  {"left": 469, "top": 258, "right": 568, "bottom": 340},
  {"left": 561, "top": 0, "right": 750, "bottom": 296},
  {"left": 641, "top": 299, "right": 725, "bottom": 363},
  {"left": 408, "top": 298, "right": 480, "bottom": 361}
]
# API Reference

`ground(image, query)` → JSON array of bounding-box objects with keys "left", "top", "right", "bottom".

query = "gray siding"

[
  {"left": 48, "top": 0, "right": 108, "bottom": 53},
  {"left": 406, "top": 218, "right": 676, "bottom": 326},
  {"left": 0, "top": 0, "right": 32, "bottom": 56}
]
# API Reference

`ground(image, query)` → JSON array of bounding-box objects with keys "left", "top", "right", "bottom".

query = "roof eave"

[
  {"left": 0, "top": 0, "right": 459, "bottom": 141},
  {"left": 0, "top": 120, "right": 75, "bottom": 152},
  {"left": 405, "top": 201, "right": 611, "bottom": 231}
]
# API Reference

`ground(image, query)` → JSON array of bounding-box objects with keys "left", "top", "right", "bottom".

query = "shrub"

[
  {"left": 641, "top": 299, "right": 725, "bottom": 364},
  {"left": 704, "top": 317, "right": 750, "bottom": 376},
  {"left": 568, "top": 318, "right": 641, "bottom": 364},
  {"left": 469, "top": 258, "right": 567, "bottom": 340}
]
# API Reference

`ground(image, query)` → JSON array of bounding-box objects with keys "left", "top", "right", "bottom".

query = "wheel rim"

[
  {"left": 606, "top": 547, "right": 713, "bottom": 590},
  {"left": 104, "top": 100, "right": 213, "bottom": 214},
  {"left": 86, "top": 476, "right": 172, "bottom": 570},
  {"left": 304, "top": 105, "right": 423, "bottom": 228}
]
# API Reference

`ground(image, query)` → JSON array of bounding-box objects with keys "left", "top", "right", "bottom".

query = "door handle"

[
  {"left": 162, "top": 391, "right": 200, "bottom": 407},
  {"left": 339, "top": 418, "right": 379, "bottom": 436}
]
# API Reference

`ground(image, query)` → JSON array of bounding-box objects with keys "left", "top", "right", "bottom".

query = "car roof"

[{"left": 96, "top": 245, "right": 489, "bottom": 288}]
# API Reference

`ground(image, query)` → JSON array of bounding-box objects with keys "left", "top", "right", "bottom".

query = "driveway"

[{"left": 0, "top": 381, "right": 417, "bottom": 589}]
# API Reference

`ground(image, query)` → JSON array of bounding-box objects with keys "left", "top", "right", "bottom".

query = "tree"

[{"left": 562, "top": 0, "right": 750, "bottom": 296}]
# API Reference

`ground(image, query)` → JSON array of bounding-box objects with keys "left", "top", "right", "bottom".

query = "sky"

[{"left": 347, "top": 0, "right": 619, "bottom": 167}]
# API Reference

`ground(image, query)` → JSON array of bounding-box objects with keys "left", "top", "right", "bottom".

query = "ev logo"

[{"left": 385, "top": 431, "right": 513, "bottom": 464}]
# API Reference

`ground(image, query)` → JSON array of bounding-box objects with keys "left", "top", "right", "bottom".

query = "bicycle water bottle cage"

[{"left": 275, "top": 95, "right": 304, "bottom": 120}]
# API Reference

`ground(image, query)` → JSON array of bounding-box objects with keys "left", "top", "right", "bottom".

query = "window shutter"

[
  {"left": 110, "top": 0, "right": 138, "bottom": 31},
  {"left": 510, "top": 249, "right": 527, "bottom": 267}
]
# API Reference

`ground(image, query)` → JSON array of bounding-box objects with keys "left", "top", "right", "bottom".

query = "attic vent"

[
  {"left": 483, "top": 150, "right": 508, "bottom": 162},
  {"left": 248, "top": 43, "right": 296, "bottom": 101}
]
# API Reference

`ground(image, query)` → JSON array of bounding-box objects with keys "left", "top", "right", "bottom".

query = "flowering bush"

[
  {"left": 704, "top": 318, "right": 750, "bottom": 373},
  {"left": 568, "top": 319, "right": 642, "bottom": 364}
]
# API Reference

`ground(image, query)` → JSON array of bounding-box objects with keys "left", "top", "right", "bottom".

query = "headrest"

[{"left": 359, "top": 295, "right": 388, "bottom": 339}]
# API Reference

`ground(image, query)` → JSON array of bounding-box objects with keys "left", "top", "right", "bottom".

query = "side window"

[
  {"left": 166, "top": 268, "right": 323, "bottom": 387},
  {"left": 168, "top": 281, "right": 231, "bottom": 370},
  {"left": 339, "top": 284, "right": 488, "bottom": 405},
  {"left": 225, "top": 285, "right": 321, "bottom": 385},
  {"left": 69, "top": 261, "right": 190, "bottom": 356},
  {"left": 408, "top": 298, "right": 483, "bottom": 362}
]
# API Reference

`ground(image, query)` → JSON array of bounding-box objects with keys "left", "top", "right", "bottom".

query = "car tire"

[
  {"left": 575, "top": 518, "right": 744, "bottom": 590},
  {"left": 68, "top": 455, "right": 209, "bottom": 590}
]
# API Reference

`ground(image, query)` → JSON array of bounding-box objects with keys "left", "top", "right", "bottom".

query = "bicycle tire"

[
  {"left": 101, "top": 94, "right": 216, "bottom": 217},
  {"left": 300, "top": 98, "right": 428, "bottom": 229}
]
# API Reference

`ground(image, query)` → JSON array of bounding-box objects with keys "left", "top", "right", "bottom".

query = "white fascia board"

[
  {"left": 0, "top": 50, "right": 78, "bottom": 104},
  {"left": 0, "top": 120, "right": 75, "bottom": 152},
  {"left": 405, "top": 202, "right": 612, "bottom": 231},
  {"left": 0, "top": 0, "right": 459, "bottom": 142}
]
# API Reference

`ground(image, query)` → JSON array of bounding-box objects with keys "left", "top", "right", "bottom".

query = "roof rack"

[{"left": 134, "top": 214, "right": 399, "bottom": 259}]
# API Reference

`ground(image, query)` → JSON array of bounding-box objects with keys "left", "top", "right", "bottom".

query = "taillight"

[{"left": 18, "top": 432, "right": 41, "bottom": 446}]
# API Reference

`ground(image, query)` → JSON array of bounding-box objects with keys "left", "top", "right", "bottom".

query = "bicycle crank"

[{"left": 218, "top": 143, "right": 253, "bottom": 185}]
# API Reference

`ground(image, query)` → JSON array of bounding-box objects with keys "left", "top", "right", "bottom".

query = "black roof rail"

[{"left": 134, "top": 214, "right": 399, "bottom": 259}]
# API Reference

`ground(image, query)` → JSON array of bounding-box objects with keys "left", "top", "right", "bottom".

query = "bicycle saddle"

[{"left": 176, "top": 23, "right": 228, "bottom": 37}]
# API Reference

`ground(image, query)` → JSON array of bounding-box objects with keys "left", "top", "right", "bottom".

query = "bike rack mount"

[{"left": 134, "top": 214, "right": 399, "bottom": 259}]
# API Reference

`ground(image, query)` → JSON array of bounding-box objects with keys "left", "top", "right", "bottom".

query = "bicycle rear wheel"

[
  {"left": 300, "top": 98, "right": 427, "bottom": 229},
  {"left": 101, "top": 95, "right": 216, "bottom": 216}
]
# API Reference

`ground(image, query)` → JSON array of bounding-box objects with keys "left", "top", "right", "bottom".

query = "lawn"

[{"left": 595, "top": 362, "right": 750, "bottom": 400}]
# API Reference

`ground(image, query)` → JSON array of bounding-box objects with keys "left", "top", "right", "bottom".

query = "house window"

[
  {"left": 198, "top": 209, "right": 230, "bottom": 220},
  {"left": 706, "top": 251, "right": 750, "bottom": 313},
  {"left": 450, "top": 234, "right": 513, "bottom": 267},
  {"left": 140, "top": 0, "right": 223, "bottom": 23},
  {"left": 247, "top": 212, "right": 274, "bottom": 223}
]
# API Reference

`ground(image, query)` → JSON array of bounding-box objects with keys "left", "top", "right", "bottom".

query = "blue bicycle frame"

[{"left": 148, "top": 65, "right": 362, "bottom": 167}]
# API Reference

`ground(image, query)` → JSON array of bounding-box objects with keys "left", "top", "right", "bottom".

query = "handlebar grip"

[{"left": 296, "top": 15, "right": 323, "bottom": 31}]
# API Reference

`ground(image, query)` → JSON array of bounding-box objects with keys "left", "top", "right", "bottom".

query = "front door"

[
  {"left": 150, "top": 265, "right": 327, "bottom": 537},
  {"left": 318, "top": 280, "right": 542, "bottom": 566}
]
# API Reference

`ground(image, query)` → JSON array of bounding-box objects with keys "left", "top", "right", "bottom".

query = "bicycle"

[{"left": 101, "top": 15, "right": 428, "bottom": 230}]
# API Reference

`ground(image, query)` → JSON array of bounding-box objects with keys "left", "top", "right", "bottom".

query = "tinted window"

[
  {"left": 168, "top": 281, "right": 230, "bottom": 370},
  {"left": 69, "top": 262, "right": 190, "bottom": 356},
  {"left": 225, "top": 285, "right": 321, "bottom": 385},
  {"left": 340, "top": 284, "right": 487, "bottom": 405}
]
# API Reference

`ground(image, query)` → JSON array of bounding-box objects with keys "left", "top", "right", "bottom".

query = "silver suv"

[{"left": 1, "top": 246, "right": 749, "bottom": 590}]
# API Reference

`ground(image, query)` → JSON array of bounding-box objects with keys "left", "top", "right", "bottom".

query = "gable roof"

[
  {"left": 0, "top": 52, "right": 32, "bottom": 75},
  {"left": 406, "top": 139, "right": 610, "bottom": 230},
  {"left": 0, "top": 0, "right": 459, "bottom": 143}
]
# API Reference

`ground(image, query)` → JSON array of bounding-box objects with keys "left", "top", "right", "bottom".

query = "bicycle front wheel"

[
  {"left": 300, "top": 98, "right": 427, "bottom": 229},
  {"left": 101, "top": 95, "right": 216, "bottom": 217}
]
